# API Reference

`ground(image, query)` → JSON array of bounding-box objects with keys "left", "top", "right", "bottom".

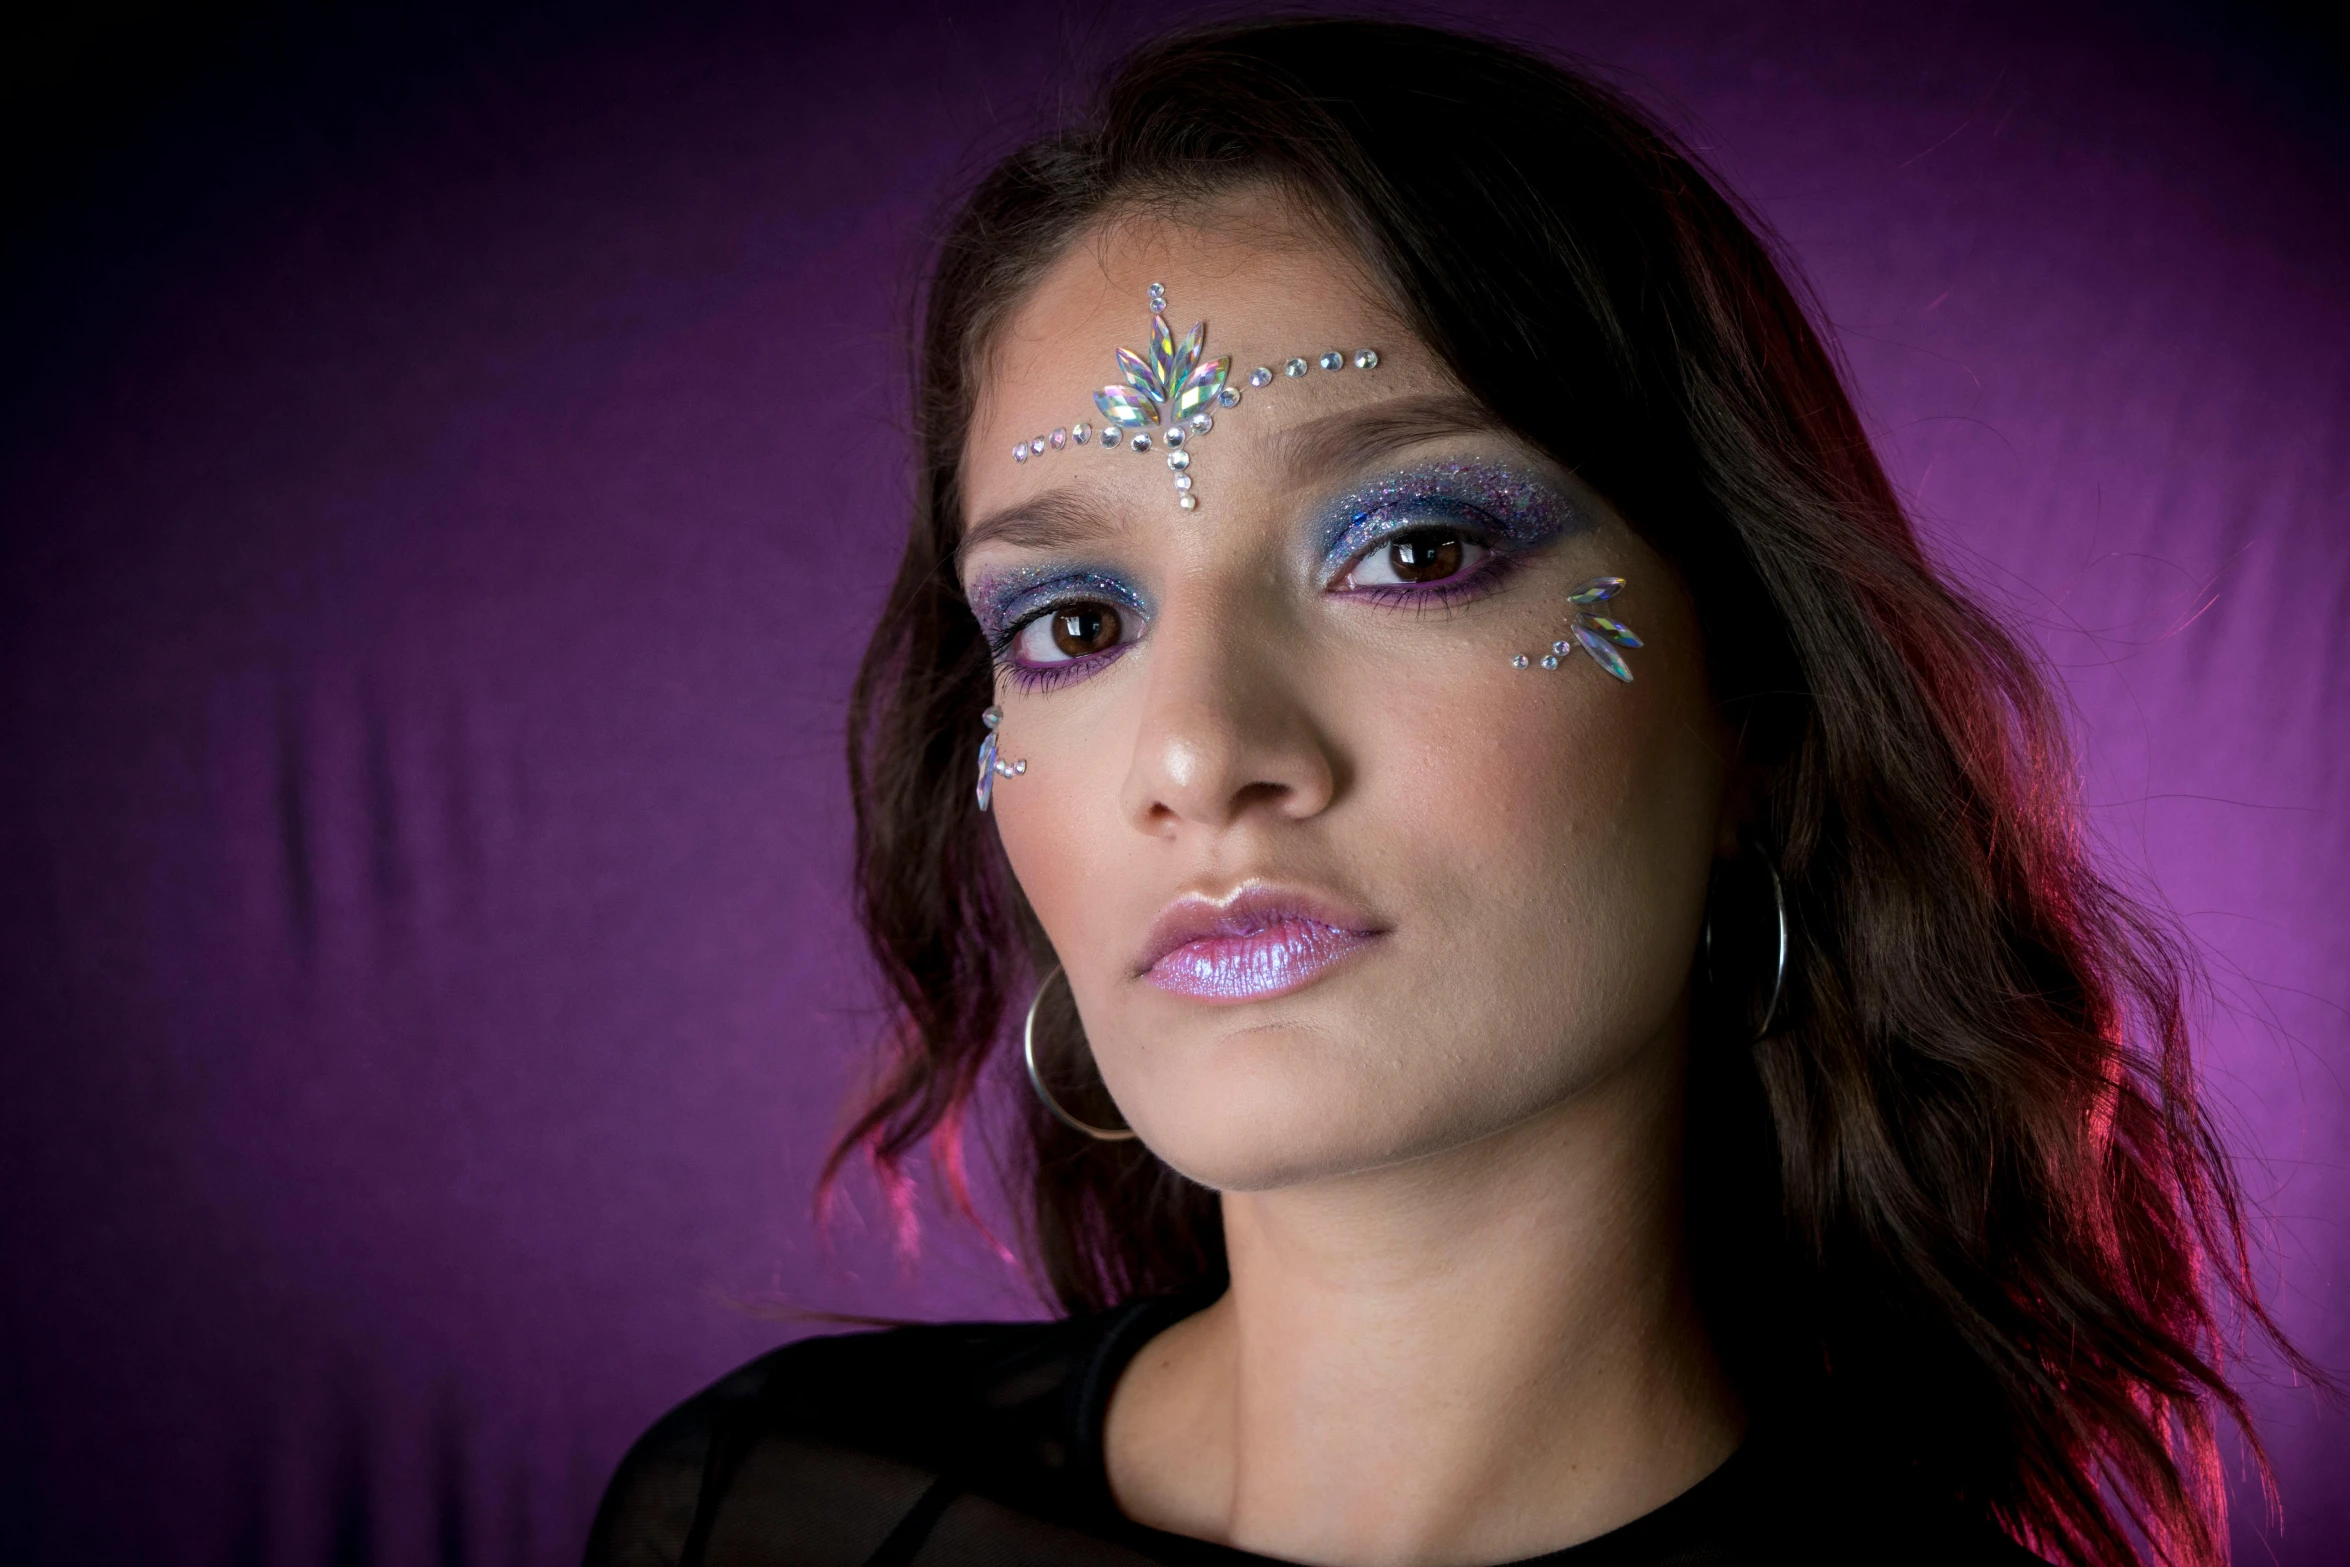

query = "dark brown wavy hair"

[{"left": 823, "top": 18, "right": 2307, "bottom": 1566}]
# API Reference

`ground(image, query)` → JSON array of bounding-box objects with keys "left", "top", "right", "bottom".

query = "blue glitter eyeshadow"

[
  {"left": 967, "top": 565, "right": 1148, "bottom": 647},
  {"left": 1311, "top": 458, "right": 1588, "bottom": 585}
]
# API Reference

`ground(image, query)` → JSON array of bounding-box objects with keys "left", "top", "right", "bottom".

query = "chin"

[{"left": 1112, "top": 1029, "right": 1544, "bottom": 1194}]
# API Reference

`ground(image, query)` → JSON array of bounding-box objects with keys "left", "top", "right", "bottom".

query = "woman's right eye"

[{"left": 1013, "top": 601, "right": 1127, "bottom": 665}]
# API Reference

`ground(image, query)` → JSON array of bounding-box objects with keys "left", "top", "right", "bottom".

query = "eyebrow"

[
  {"left": 1268, "top": 392, "right": 1502, "bottom": 488},
  {"left": 957, "top": 487, "right": 1123, "bottom": 571},
  {"left": 955, "top": 392, "right": 1503, "bottom": 567}
]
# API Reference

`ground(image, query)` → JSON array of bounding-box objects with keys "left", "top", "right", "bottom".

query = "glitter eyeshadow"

[
  {"left": 1310, "top": 458, "right": 1589, "bottom": 585},
  {"left": 967, "top": 564, "right": 1148, "bottom": 648}
]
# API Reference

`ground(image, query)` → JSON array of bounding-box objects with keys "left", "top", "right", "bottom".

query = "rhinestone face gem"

[
  {"left": 1031, "top": 437, "right": 1047, "bottom": 455},
  {"left": 1178, "top": 493, "right": 1197, "bottom": 511},
  {"left": 1512, "top": 654, "right": 1531, "bottom": 669},
  {"left": 1050, "top": 428, "right": 1068, "bottom": 449},
  {"left": 1553, "top": 640, "right": 1572, "bottom": 655},
  {"left": 1318, "top": 351, "right": 1343, "bottom": 371},
  {"left": 1072, "top": 422, "right": 1091, "bottom": 444},
  {"left": 1130, "top": 433, "right": 1152, "bottom": 452},
  {"left": 1190, "top": 412, "right": 1213, "bottom": 433},
  {"left": 1217, "top": 386, "right": 1241, "bottom": 407},
  {"left": 1354, "top": 348, "right": 1379, "bottom": 369},
  {"left": 1541, "top": 654, "right": 1561, "bottom": 670},
  {"left": 1284, "top": 358, "right": 1309, "bottom": 378},
  {"left": 1168, "top": 450, "right": 1190, "bottom": 470},
  {"left": 1174, "top": 474, "right": 1193, "bottom": 491},
  {"left": 1013, "top": 443, "right": 1029, "bottom": 464},
  {"left": 1102, "top": 437, "right": 1119, "bottom": 456},
  {"left": 1163, "top": 425, "right": 1185, "bottom": 448},
  {"left": 1248, "top": 366, "right": 1273, "bottom": 388}
]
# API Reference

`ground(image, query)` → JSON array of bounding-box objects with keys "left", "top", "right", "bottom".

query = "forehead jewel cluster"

[{"left": 1009, "top": 280, "right": 1381, "bottom": 511}]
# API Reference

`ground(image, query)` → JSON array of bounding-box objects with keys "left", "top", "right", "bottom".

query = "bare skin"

[{"left": 958, "top": 195, "right": 1743, "bottom": 1567}]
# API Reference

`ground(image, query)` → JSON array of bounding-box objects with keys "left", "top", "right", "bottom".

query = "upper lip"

[{"left": 1133, "top": 882, "right": 1386, "bottom": 976}]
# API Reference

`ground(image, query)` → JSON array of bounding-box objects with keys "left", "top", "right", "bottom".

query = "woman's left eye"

[{"left": 1338, "top": 527, "right": 1490, "bottom": 590}]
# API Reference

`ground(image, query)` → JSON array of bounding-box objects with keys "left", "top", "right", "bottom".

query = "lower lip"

[{"left": 1145, "top": 918, "right": 1378, "bottom": 1002}]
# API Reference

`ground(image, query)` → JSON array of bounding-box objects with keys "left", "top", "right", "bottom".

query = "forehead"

[{"left": 961, "top": 202, "right": 1440, "bottom": 528}]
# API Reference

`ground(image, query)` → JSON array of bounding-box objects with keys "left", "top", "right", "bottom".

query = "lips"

[{"left": 1138, "top": 885, "right": 1383, "bottom": 1003}]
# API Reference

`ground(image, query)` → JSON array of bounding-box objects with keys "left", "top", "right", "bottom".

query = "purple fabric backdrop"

[{"left": 2, "top": 4, "right": 2342, "bottom": 1563}]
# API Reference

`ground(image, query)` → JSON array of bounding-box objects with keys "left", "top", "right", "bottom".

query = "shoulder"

[{"left": 584, "top": 1309, "right": 1151, "bottom": 1567}]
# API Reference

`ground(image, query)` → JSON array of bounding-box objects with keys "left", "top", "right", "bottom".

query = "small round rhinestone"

[
  {"left": 1168, "top": 450, "right": 1190, "bottom": 470},
  {"left": 1013, "top": 442, "right": 1029, "bottom": 464},
  {"left": 1131, "top": 432, "right": 1152, "bottom": 452},
  {"left": 1190, "top": 412, "right": 1213, "bottom": 434},
  {"left": 1284, "top": 358, "right": 1309, "bottom": 378},
  {"left": 1354, "top": 348, "right": 1380, "bottom": 370},
  {"left": 1248, "top": 366, "right": 1274, "bottom": 388},
  {"left": 1072, "top": 422, "right": 1091, "bottom": 444},
  {"left": 1217, "top": 386, "right": 1241, "bottom": 407},
  {"left": 1030, "top": 437, "right": 1047, "bottom": 455},
  {"left": 1102, "top": 436, "right": 1119, "bottom": 455},
  {"left": 1553, "top": 640, "right": 1572, "bottom": 655},
  {"left": 1163, "top": 426, "right": 1185, "bottom": 448},
  {"left": 1178, "top": 493, "right": 1198, "bottom": 511},
  {"left": 1318, "top": 351, "right": 1343, "bottom": 371},
  {"left": 1512, "top": 654, "right": 1531, "bottom": 669},
  {"left": 1149, "top": 281, "right": 1165, "bottom": 296},
  {"left": 1013, "top": 760, "right": 1026, "bottom": 775},
  {"left": 1050, "top": 428, "right": 1067, "bottom": 449},
  {"left": 1541, "top": 655, "right": 1561, "bottom": 670},
  {"left": 1174, "top": 474, "right": 1193, "bottom": 492}
]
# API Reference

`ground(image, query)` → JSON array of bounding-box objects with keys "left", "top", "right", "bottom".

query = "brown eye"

[
  {"left": 1387, "top": 530, "right": 1465, "bottom": 583},
  {"left": 1050, "top": 603, "right": 1122, "bottom": 657}
]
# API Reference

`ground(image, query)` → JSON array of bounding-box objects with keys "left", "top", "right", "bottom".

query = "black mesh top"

[{"left": 585, "top": 1292, "right": 2042, "bottom": 1567}]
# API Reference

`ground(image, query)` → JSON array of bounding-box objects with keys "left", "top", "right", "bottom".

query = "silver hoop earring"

[
  {"left": 1023, "top": 965, "right": 1137, "bottom": 1141},
  {"left": 1702, "top": 844, "right": 1789, "bottom": 1042}
]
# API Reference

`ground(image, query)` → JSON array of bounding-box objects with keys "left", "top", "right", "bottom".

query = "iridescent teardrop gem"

[
  {"left": 1284, "top": 358, "right": 1309, "bottom": 378},
  {"left": 1573, "top": 620, "right": 1635, "bottom": 682},
  {"left": 1248, "top": 366, "right": 1273, "bottom": 388},
  {"left": 1566, "top": 577, "right": 1625, "bottom": 605},
  {"left": 1318, "top": 351, "right": 1343, "bottom": 371},
  {"left": 1216, "top": 386, "right": 1240, "bottom": 407},
  {"left": 1354, "top": 348, "right": 1379, "bottom": 369},
  {"left": 975, "top": 729, "right": 999, "bottom": 812},
  {"left": 1167, "top": 450, "right": 1190, "bottom": 470}
]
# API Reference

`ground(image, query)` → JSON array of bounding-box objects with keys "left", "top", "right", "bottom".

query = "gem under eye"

[
  {"left": 1387, "top": 531, "right": 1465, "bottom": 582},
  {"left": 1051, "top": 604, "right": 1122, "bottom": 657}
]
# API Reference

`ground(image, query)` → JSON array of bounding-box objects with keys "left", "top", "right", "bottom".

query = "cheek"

[{"left": 1346, "top": 622, "right": 1721, "bottom": 1070}]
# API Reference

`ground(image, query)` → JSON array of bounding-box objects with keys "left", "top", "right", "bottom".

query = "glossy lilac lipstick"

[{"left": 1139, "top": 889, "right": 1381, "bottom": 1003}]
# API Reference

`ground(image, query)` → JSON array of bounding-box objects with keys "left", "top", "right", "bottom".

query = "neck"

[{"left": 1104, "top": 1043, "right": 1741, "bottom": 1567}]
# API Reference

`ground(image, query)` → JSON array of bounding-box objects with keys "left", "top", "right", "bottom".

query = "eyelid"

[
  {"left": 1318, "top": 500, "right": 1506, "bottom": 589},
  {"left": 972, "top": 569, "right": 1149, "bottom": 648}
]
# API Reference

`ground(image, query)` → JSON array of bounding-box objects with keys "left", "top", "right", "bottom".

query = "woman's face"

[{"left": 959, "top": 206, "right": 1732, "bottom": 1193}]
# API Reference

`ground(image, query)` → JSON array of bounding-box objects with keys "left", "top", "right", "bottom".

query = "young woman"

[{"left": 589, "top": 20, "right": 2297, "bottom": 1567}]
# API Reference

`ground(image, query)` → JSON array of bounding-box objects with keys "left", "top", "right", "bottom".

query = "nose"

[{"left": 1118, "top": 594, "right": 1340, "bottom": 834}]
